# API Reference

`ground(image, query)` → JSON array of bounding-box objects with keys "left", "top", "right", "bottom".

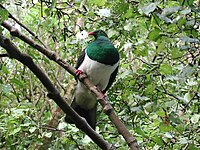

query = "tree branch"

[
  {"left": 0, "top": 35, "right": 114, "bottom": 150},
  {"left": 0, "top": 53, "right": 9, "bottom": 57},
  {"left": 182, "top": 85, "right": 200, "bottom": 112},
  {"left": 1, "top": 20, "right": 139, "bottom": 149}
]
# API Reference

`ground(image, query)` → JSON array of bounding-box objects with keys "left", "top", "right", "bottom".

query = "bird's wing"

[
  {"left": 103, "top": 66, "right": 119, "bottom": 93},
  {"left": 76, "top": 50, "right": 85, "bottom": 69}
]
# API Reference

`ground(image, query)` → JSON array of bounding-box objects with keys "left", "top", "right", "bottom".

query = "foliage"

[{"left": 0, "top": 0, "right": 199, "bottom": 149}]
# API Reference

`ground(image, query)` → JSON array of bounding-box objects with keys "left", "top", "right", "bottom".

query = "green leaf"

[
  {"left": 123, "top": 8, "right": 133, "bottom": 18},
  {"left": 183, "top": 92, "right": 191, "bottom": 103},
  {"left": 157, "top": 111, "right": 165, "bottom": 117},
  {"left": 113, "top": 1, "right": 129, "bottom": 14},
  {"left": 145, "top": 84, "right": 154, "bottom": 95},
  {"left": 44, "top": 8, "right": 50, "bottom": 16},
  {"left": 88, "top": 0, "right": 107, "bottom": 6},
  {"left": 11, "top": 78, "right": 23, "bottom": 87},
  {"left": 191, "top": 114, "right": 200, "bottom": 124},
  {"left": 134, "top": 46, "right": 148, "bottom": 56},
  {"left": 133, "top": 94, "right": 149, "bottom": 101},
  {"left": 169, "top": 114, "right": 182, "bottom": 124},
  {"left": 167, "top": 24, "right": 179, "bottom": 33},
  {"left": 152, "top": 136, "right": 164, "bottom": 146},
  {"left": 157, "top": 42, "right": 166, "bottom": 52},
  {"left": 177, "top": 18, "right": 186, "bottom": 28},
  {"left": 148, "top": 28, "right": 161, "bottom": 41},
  {"left": 29, "top": 127, "right": 37, "bottom": 133},
  {"left": 159, "top": 123, "right": 173, "bottom": 132},
  {"left": 135, "top": 127, "right": 148, "bottom": 138},
  {"left": 162, "top": 6, "right": 181, "bottom": 17},
  {"left": 82, "top": 135, "right": 92, "bottom": 144},
  {"left": 144, "top": 102, "right": 154, "bottom": 112},
  {"left": 42, "top": 132, "right": 52, "bottom": 138},
  {"left": 180, "top": 8, "right": 191, "bottom": 15},
  {"left": 2, "top": 84, "right": 12, "bottom": 93},
  {"left": 50, "top": 0, "right": 57, "bottom": 13},
  {"left": 178, "top": 137, "right": 188, "bottom": 144},
  {"left": 188, "top": 144, "right": 199, "bottom": 150},
  {"left": 0, "top": 8, "right": 8, "bottom": 23},
  {"left": 1, "top": 65, "right": 9, "bottom": 74},
  {"left": 171, "top": 48, "right": 183, "bottom": 59},
  {"left": 160, "top": 64, "right": 172, "bottom": 75},
  {"left": 180, "top": 36, "right": 199, "bottom": 43},
  {"left": 10, "top": 127, "right": 21, "bottom": 135},
  {"left": 164, "top": 132, "right": 173, "bottom": 139}
]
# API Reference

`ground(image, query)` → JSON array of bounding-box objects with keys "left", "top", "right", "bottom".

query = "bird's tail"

[{"left": 65, "top": 100, "right": 97, "bottom": 130}]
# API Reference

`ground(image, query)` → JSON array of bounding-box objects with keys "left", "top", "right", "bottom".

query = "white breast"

[{"left": 75, "top": 53, "right": 119, "bottom": 109}]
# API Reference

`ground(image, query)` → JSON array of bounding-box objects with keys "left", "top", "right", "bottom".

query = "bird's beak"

[{"left": 88, "top": 32, "right": 95, "bottom": 35}]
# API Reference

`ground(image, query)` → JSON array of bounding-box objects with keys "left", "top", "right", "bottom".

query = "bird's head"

[{"left": 88, "top": 30, "right": 108, "bottom": 39}]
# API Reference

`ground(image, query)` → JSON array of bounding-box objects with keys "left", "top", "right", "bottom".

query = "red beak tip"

[{"left": 88, "top": 32, "right": 95, "bottom": 35}]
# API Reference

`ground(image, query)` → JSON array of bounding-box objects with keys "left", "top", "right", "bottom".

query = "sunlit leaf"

[
  {"left": 156, "top": 111, "right": 165, "bottom": 117},
  {"left": 29, "top": 127, "right": 37, "bottom": 133},
  {"left": 164, "top": 132, "right": 173, "bottom": 139},
  {"left": 2, "top": 85, "right": 12, "bottom": 93},
  {"left": 42, "top": 132, "right": 52, "bottom": 138},
  {"left": 88, "top": 0, "right": 107, "bottom": 6},
  {"left": 123, "top": 8, "right": 133, "bottom": 18},
  {"left": 160, "top": 64, "right": 172, "bottom": 74},
  {"left": 178, "top": 137, "right": 188, "bottom": 144},
  {"left": 140, "top": 2, "right": 159, "bottom": 16},
  {"left": 96, "top": 8, "right": 111, "bottom": 17},
  {"left": 191, "top": 114, "right": 200, "bottom": 124},
  {"left": 159, "top": 123, "right": 173, "bottom": 132},
  {"left": 180, "top": 36, "right": 199, "bottom": 43},
  {"left": 10, "top": 127, "right": 21, "bottom": 135},
  {"left": 171, "top": 48, "right": 183, "bottom": 59}
]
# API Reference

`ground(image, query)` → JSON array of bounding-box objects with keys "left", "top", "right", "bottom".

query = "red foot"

[{"left": 75, "top": 69, "right": 83, "bottom": 76}]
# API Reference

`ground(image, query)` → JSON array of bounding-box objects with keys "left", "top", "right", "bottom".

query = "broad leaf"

[{"left": 148, "top": 28, "right": 161, "bottom": 41}]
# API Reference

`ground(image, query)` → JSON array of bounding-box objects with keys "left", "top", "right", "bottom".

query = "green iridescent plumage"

[{"left": 86, "top": 35, "right": 119, "bottom": 65}]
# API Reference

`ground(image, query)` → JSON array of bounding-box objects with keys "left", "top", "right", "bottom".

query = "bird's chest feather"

[
  {"left": 78, "top": 54, "right": 118, "bottom": 90},
  {"left": 75, "top": 54, "right": 119, "bottom": 109}
]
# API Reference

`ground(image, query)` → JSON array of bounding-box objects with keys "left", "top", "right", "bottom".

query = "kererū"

[{"left": 65, "top": 30, "right": 120, "bottom": 129}]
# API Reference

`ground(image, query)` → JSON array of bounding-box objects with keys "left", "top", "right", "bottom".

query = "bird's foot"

[
  {"left": 101, "top": 91, "right": 107, "bottom": 99},
  {"left": 75, "top": 69, "right": 83, "bottom": 76},
  {"left": 95, "top": 87, "right": 107, "bottom": 99}
]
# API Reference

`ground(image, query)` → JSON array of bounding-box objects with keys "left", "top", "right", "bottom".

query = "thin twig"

[{"left": 41, "top": 125, "right": 66, "bottom": 132}]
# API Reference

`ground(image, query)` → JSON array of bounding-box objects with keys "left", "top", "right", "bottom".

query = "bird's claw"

[
  {"left": 101, "top": 91, "right": 107, "bottom": 99},
  {"left": 75, "top": 69, "right": 83, "bottom": 76},
  {"left": 102, "top": 94, "right": 106, "bottom": 99}
]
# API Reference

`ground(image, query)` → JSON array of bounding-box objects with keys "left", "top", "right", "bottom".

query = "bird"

[{"left": 65, "top": 30, "right": 120, "bottom": 130}]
